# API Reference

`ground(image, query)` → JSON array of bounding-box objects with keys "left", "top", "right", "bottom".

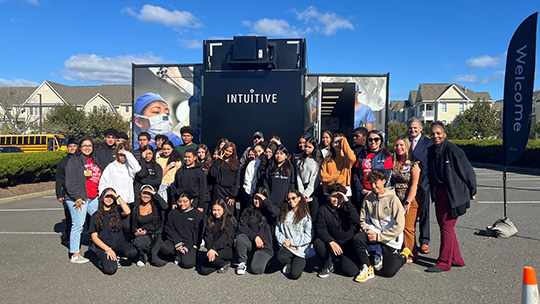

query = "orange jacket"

[{"left": 320, "top": 137, "right": 356, "bottom": 193}]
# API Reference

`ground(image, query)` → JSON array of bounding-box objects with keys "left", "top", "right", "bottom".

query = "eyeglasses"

[
  {"left": 286, "top": 196, "right": 298, "bottom": 201},
  {"left": 367, "top": 138, "right": 381, "bottom": 142}
]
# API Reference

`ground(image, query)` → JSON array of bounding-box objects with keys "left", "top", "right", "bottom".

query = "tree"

[
  {"left": 387, "top": 122, "right": 408, "bottom": 145},
  {"left": 43, "top": 104, "right": 86, "bottom": 139},
  {"left": 530, "top": 122, "right": 540, "bottom": 140},
  {"left": 84, "top": 108, "right": 129, "bottom": 146},
  {"left": 0, "top": 91, "right": 39, "bottom": 135},
  {"left": 452, "top": 99, "right": 501, "bottom": 139}
]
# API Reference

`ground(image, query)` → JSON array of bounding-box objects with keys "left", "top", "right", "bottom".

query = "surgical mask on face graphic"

[{"left": 138, "top": 114, "right": 172, "bottom": 137}]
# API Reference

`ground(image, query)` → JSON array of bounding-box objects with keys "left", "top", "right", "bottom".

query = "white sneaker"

[
  {"left": 116, "top": 257, "right": 121, "bottom": 269},
  {"left": 236, "top": 262, "right": 247, "bottom": 275},
  {"left": 355, "top": 265, "right": 374, "bottom": 282},
  {"left": 282, "top": 263, "right": 291, "bottom": 275},
  {"left": 136, "top": 260, "right": 146, "bottom": 267},
  {"left": 70, "top": 254, "right": 89, "bottom": 264}
]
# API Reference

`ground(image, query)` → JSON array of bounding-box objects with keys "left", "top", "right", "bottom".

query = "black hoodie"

[
  {"left": 238, "top": 203, "right": 274, "bottom": 256},
  {"left": 173, "top": 162, "right": 208, "bottom": 209},
  {"left": 164, "top": 207, "right": 205, "bottom": 250},
  {"left": 315, "top": 200, "right": 359, "bottom": 244}
]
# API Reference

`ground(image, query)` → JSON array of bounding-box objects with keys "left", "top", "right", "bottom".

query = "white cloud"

[
  {"left": 454, "top": 74, "right": 488, "bottom": 84},
  {"left": 295, "top": 6, "right": 354, "bottom": 35},
  {"left": 0, "top": 78, "right": 39, "bottom": 87},
  {"left": 23, "top": 0, "right": 39, "bottom": 5},
  {"left": 124, "top": 4, "right": 202, "bottom": 28},
  {"left": 243, "top": 18, "right": 304, "bottom": 37},
  {"left": 179, "top": 39, "right": 202, "bottom": 49},
  {"left": 466, "top": 52, "right": 506, "bottom": 69},
  {"left": 62, "top": 53, "right": 163, "bottom": 83}
]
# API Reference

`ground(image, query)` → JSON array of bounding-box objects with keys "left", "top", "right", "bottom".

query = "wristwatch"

[{"left": 404, "top": 201, "right": 411, "bottom": 205}]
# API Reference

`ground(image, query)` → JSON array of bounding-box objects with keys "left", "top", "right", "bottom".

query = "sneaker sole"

[
  {"left": 355, "top": 272, "right": 374, "bottom": 282},
  {"left": 318, "top": 273, "right": 330, "bottom": 278}
]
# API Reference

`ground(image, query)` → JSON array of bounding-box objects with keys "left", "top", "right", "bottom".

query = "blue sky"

[{"left": 0, "top": 0, "right": 538, "bottom": 100}]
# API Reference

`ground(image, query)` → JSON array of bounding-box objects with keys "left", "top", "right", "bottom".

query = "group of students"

[{"left": 56, "top": 120, "right": 477, "bottom": 280}]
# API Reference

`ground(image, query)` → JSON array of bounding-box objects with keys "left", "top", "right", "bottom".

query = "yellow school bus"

[{"left": 0, "top": 134, "right": 68, "bottom": 152}]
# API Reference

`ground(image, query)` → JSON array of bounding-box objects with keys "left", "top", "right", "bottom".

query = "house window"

[
  {"left": 441, "top": 103, "right": 447, "bottom": 113},
  {"left": 125, "top": 105, "right": 129, "bottom": 113},
  {"left": 459, "top": 103, "right": 464, "bottom": 113},
  {"left": 93, "top": 105, "right": 98, "bottom": 112},
  {"left": 442, "top": 120, "right": 447, "bottom": 124}
]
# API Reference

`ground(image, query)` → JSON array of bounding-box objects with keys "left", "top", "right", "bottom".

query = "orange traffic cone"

[{"left": 522, "top": 267, "right": 540, "bottom": 304}]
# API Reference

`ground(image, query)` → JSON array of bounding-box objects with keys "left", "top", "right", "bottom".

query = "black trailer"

[{"left": 132, "top": 36, "right": 388, "bottom": 152}]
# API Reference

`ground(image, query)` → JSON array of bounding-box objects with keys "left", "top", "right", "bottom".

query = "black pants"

[
  {"left": 96, "top": 241, "right": 137, "bottom": 275},
  {"left": 276, "top": 247, "right": 306, "bottom": 280},
  {"left": 418, "top": 189, "right": 431, "bottom": 245},
  {"left": 236, "top": 234, "right": 273, "bottom": 275},
  {"left": 352, "top": 231, "right": 406, "bottom": 277},
  {"left": 133, "top": 233, "right": 164, "bottom": 266},
  {"left": 60, "top": 200, "right": 72, "bottom": 242},
  {"left": 160, "top": 239, "right": 197, "bottom": 269},
  {"left": 120, "top": 204, "right": 133, "bottom": 241},
  {"left": 199, "top": 247, "right": 233, "bottom": 275},
  {"left": 313, "top": 238, "right": 361, "bottom": 277}
]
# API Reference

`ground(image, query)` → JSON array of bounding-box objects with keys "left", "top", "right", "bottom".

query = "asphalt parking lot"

[{"left": 0, "top": 166, "right": 539, "bottom": 304}]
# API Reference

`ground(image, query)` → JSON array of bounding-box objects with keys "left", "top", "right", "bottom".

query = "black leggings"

[
  {"left": 353, "top": 231, "right": 406, "bottom": 277},
  {"left": 199, "top": 247, "right": 233, "bottom": 275},
  {"left": 133, "top": 234, "right": 165, "bottom": 266},
  {"left": 96, "top": 240, "right": 137, "bottom": 275},
  {"left": 313, "top": 238, "right": 361, "bottom": 277},
  {"left": 277, "top": 247, "right": 306, "bottom": 280},
  {"left": 160, "top": 239, "right": 198, "bottom": 269}
]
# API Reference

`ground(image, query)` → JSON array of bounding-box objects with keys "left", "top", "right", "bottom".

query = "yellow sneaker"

[
  {"left": 400, "top": 247, "right": 411, "bottom": 259},
  {"left": 354, "top": 265, "right": 374, "bottom": 282}
]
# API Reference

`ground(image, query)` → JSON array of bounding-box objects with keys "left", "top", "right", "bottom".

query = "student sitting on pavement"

[
  {"left": 353, "top": 169, "right": 410, "bottom": 282},
  {"left": 313, "top": 183, "right": 361, "bottom": 279}
]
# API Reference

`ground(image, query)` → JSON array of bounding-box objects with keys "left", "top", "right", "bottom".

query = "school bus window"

[
  {"left": 41, "top": 136, "right": 45, "bottom": 144},
  {"left": 17, "top": 137, "right": 22, "bottom": 145},
  {"left": 24, "top": 137, "right": 29, "bottom": 145},
  {"left": 29, "top": 137, "right": 35, "bottom": 145},
  {"left": 0, "top": 137, "right": 4, "bottom": 145}
]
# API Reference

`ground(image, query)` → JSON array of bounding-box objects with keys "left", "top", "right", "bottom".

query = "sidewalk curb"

[
  {"left": 472, "top": 162, "right": 540, "bottom": 175},
  {"left": 0, "top": 190, "right": 55, "bottom": 204}
]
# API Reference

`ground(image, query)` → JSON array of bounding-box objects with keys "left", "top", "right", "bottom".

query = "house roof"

[
  {"left": 409, "top": 90, "right": 418, "bottom": 103},
  {"left": 533, "top": 89, "right": 540, "bottom": 103},
  {"left": 415, "top": 83, "right": 493, "bottom": 102},
  {"left": 389, "top": 100, "right": 405, "bottom": 112},
  {"left": 46, "top": 81, "right": 131, "bottom": 106},
  {"left": 0, "top": 86, "right": 38, "bottom": 107}
]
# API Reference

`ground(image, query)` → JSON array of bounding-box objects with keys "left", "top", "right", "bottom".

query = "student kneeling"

[
  {"left": 314, "top": 183, "right": 362, "bottom": 278},
  {"left": 89, "top": 188, "right": 137, "bottom": 275},
  {"left": 353, "top": 169, "right": 410, "bottom": 282},
  {"left": 160, "top": 192, "right": 204, "bottom": 269},
  {"left": 200, "top": 199, "right": 237, "bottom": 275}
]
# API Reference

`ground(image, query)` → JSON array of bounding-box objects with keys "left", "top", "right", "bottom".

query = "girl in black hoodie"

[
  {"left": 160, "top": 192, "right": 204, "bottom": 269},
  {"left": 209, "top": 142, "right": 240, "bottom": 215},
  {"left": 200, "top": 199, "right": 237, "bottom": 275},
  {"left": 262, "top": 145, "right": 296, "bottom": 222},
  {"left": 235, "top": 187, "right": 275, "bottom": 275}
]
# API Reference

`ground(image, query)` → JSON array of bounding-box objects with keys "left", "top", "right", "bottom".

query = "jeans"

[
  {"left": 66, "top": 197, "right": 98, "bottom": 254},
  {"left": 236, "top": 234, "right": 273, "bottom": 274}
]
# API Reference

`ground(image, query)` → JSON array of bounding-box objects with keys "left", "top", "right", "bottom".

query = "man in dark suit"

[{"left": 408, "top": 117, "right": 433, "bottom": 254}]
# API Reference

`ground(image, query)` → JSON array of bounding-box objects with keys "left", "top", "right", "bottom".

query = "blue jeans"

[
  {"left": 66, "top": 197, "right": 98, "bottom": 254},
  {"left": 366, "top": 243, "right": 382, "bottom": 260}
]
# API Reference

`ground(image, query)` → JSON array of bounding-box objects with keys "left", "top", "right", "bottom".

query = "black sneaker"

[
  {"left": 217, "top": 263, "right": 230, "bottom": 274},
  {"left": 317, "top": 264, "right": 334, "bottom": 278}
]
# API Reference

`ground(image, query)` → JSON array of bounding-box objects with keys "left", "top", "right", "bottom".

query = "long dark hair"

[
  {"left": 221, "top": 142, "right": 238, "bottom": 171},
  {"left": 77, "top": 137, "right": 99, "bottom": 168},
  {"left": 197, "top": 143, "right": 212, "bottom": 172},
  {"left": 161, "top": 140, "right": 181, "bottom": 165},
  {"left": 324, "top": 132, "right": 345, "bottom": 162},
  {"left": 141, "top": 145, "right": 157, "bottom": 162},
  {"left": 133, "top": 186, "right": 160, "bottom": 227},
  {"left": 241, "top": 187, "right": 270, "bottom": 228},
  {"left": 258, "top": 142, "right": 277, "bottom": 173},
  {"left": 294, "top": 135, "right": 309, "bottom": 154},
  {"left": 279, "top": 190, "right": 310, "bottom": 225},
  {"left": 269, "top": 144, "right": 293, "bottom": 177},
  {"left": 320, "top": 130, "right": 334, "bottom": 149},
  {"left": 94, "top": 188, "right": 121, "bottom": 232},
  {"left": 207, "top": 199, "right": 237, "bottom": 232},
  {"left": 298, "top": 137, "right": 323, "bottom": 170}
]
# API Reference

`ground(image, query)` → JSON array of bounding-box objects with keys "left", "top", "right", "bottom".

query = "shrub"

[
  {"left": 452, "top": 140, "right": 540, "bottom": 168},
  {"left": 0, "top": 151, "right": 66, "bottom": 187}
]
